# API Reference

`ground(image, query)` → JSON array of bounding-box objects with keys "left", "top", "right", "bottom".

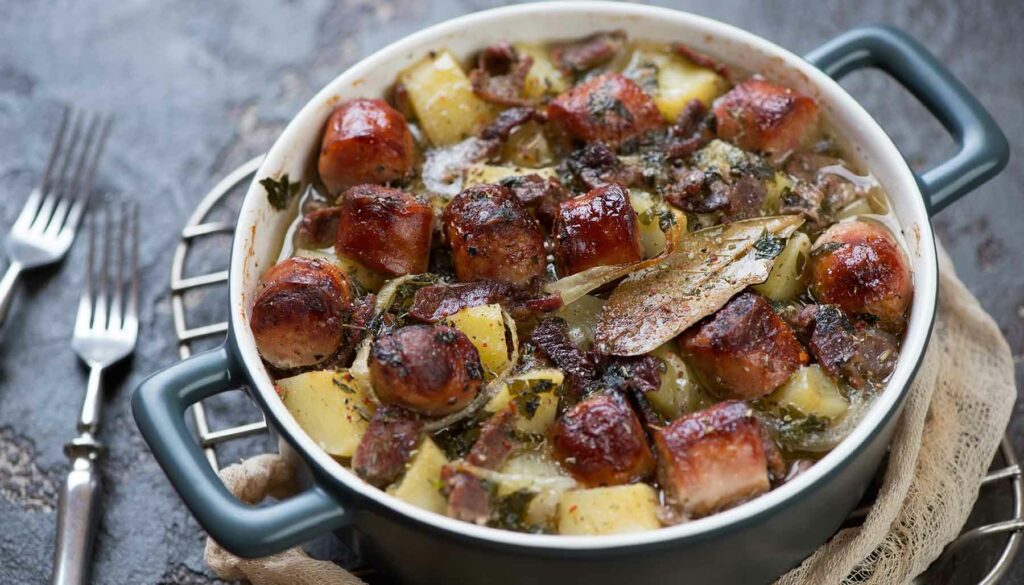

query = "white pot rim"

[{"left": 229, "top": 1, "right": 937, "bottom": 551}]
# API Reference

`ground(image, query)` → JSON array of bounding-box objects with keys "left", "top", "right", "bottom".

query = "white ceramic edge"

[{"left": 229, "top": 1, "right": 937, "bottom": 550}]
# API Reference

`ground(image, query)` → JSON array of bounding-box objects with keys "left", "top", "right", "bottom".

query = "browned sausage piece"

[
  {"left": 335, "top": 184, "right": 434, "bottom": 277},
  {"left": 546, "top": 73, "right": 662, "bottom": 148},
  {"left": 713, "top": 78, "right": 819, "bottom": 156},
  {"left": 250, "top": 257, "right": 354, "bottom": 370},
  {"left": 442, "top": 184, "right": 547, "bottom": 285},
  {"left": 654, "top": 401, "right": 777, "bottom": 518},
  {"left": 369, "top": 325, "right": 485, "bottom": 416},
  {"left": 808, "top": 220, "right": 913, "bottom": 332},
  {"left": 552, "top": 184, "right": 643, "bottom": 276},
  {"left": 551, "top": 392, "right": 655, "bottom": 487},
  {"left": 352, "top": 406, "right": 424, "bottom": 487},
  {"left": 678, "top": 292, "right": 808, "bottom": 400},
  {"left": 318, "top": 98, "right": 415, "bottom": 195}
]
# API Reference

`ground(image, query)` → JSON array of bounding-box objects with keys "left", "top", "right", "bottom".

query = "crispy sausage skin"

[
  {"left": 654, "top": 401, "right": 778, "bottom": 518},
  {"left": 551, "top": 392, "right": 655, "bottom": 487},
  {"left": 546, "top": 73, "right": 662, "bottom": 147},
  {"left": 808, "top": 220, "right": 913, "bottom": 332},
  {"left": 552, "top": 184, "right": 644, "bottom": 276},
  {"left": 713, "top": 78, "right": 819, "bottom": 156},
  {"left": 679, "top": 292, "right": 808, "bottom": 400},
  {"left": 318, "top": 98, "right": 415, "bottom": 195},
  {"left": 442, "top": 184, "right": 547, "bottom": 285},
  {"left": 250, "top": 257, "right": 354, "bottom": 370},
  {"left": 369, "top": 325, "right": 485, "bottom": 416},
  {"left": 335, "top": 184, "right": 434, "bottom": 277}
]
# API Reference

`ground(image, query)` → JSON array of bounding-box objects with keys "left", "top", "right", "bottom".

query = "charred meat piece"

[
  {"left": 442, "top": 184, "right": 548, "bottom": 285},
  {"left": 562, "top": 142, "right": 642, "bottom": 191},
  {"left": 335, "top": 184, "right": 434, "bottom": 277},
  {"left": 665, "top": 169, "right": 766, "bottom": 221},
  {"left": 409, "top": 280, "right": 562, "bottom": 323},
  {"left": 779, "top": 181, "right": 825, "bottom": 228},
  {"left": 808, "top": 220, "right": 913, "bottom": 332},
  {"left": 550, "top": 30, "right": 627, "bottom": 75},
  {"left": 663, "top": 99, "right": 715, "bottom": 160},
  {"left": 318, "top": 98, "right": 415, "bottom": 195},
  {"left": 547, "top": 73, "right": 663, "bottom": 148},
  {"left": 446, "top": 407, "right": 518, "bottom": 524},
  {"left": 295, "top": 206, "right": 341, "bottom": 250},
  {"left": 679, "top": 292, "right": 808, "bottom": 400},
  {"left": 352, "top": 406, "right": 424, "bottom": 487},
  {"left": 713, "top": 78, "right": 819, "bottom": 156},
  {"left": 551, "top": 392, "right": 655, "bottom": 487},
  {"left": 250, "top": 257, "right": 353, "bottom": 370},
  {"left": 530, "top": 317, "right": 598, "bottom": 401},
  {"left": 498, "top": 174, "right": 569, "bottom": 229},
  {"left": 654, "top": 401, "right": 779, "bottom": 517},
  {"left": 798, "top": 304, "right": 899, "bottom": 389},
  {"left": 470, "top": 42, "right": 534, "bottom": 106},
  {"left": 672, "top": 44, "right": 730, "bottom": 80},
  {"left": 369, "top": 325, "right": 485, "bottom": 416},
  {"left": 595, "top": 354, "right": 663, "bottom": 396},
  {"left": 553, "top": 184, "right": 644, "bottom": 276}
]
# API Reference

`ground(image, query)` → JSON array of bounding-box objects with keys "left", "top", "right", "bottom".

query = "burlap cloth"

[{"left": 205, "top": 245, "right": 1018, "bottom": 585}]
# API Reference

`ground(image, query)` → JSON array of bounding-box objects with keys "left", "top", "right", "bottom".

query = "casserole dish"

[{"left": 133, "top": 3, "right": 1008, "bottom": 584}]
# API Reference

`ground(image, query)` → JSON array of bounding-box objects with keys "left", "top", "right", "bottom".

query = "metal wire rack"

[{"left": 169, "top": 157, "right": 1024, "bottom": 583}]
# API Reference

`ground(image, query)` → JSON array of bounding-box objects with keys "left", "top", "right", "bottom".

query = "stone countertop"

[{"left": 0, "top": 1, "right": 1020, "bottom": 583}]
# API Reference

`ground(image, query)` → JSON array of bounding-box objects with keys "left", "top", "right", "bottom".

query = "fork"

[
  {"left": 0, "top": 107, "right": 112, "bottom": 328},
  {"left": 52, "top": 203, "right": 139, "bottom": 585}
]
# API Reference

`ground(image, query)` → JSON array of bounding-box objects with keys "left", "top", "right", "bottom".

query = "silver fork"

[
  {"left": 0, "top": 107, "right": 113, "bottom": 328},
  {"left": 52, "top": 203, "right": 139, "bottom": 585}
]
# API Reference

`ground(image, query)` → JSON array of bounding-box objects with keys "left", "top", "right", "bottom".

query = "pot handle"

[
  {"left": 131, "top": 345, "right": 351, "bottom": 558},
  {"left": 804, "top": 26, "right": 1008, "bottom": 215}
]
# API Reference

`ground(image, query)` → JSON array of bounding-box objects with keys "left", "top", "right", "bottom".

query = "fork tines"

[
  {"left": 75, "top": 202, "right": 139, "bottom": 339},
  {"left": 16, "top": 107, "right": 113, "bottom": 240}
]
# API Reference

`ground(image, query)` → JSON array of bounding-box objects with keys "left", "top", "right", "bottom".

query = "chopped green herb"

[
  {"left": 492, "top": 489, "right": 538, "bottom": 531},
  {"left": 754, "top": 232, "right": 785, "bottom": 260},
  {"left": 261, "top": 174, "right": 302, "bottom": 210}
]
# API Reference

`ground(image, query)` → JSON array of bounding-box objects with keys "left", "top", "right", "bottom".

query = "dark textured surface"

[{"left": 0, "top": 1, "right": 1020, "bottom": 583}]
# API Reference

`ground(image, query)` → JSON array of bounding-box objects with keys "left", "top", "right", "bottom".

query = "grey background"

[{"left": 0, "top": 0, "right": 1021, "bottom": 583}]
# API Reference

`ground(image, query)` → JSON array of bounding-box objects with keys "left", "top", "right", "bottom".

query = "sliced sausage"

[
  {"left": 442, "top": 184, "right": 547, "bottom": 285},
  {"left": 250, "top": 257, "right": 353, "bottom": 370},
  {"left": 678, "top": 292, "right": 808, "bottom": 400},
  {"left": 808, "top": 220, "right": 913, "bottom": 332},
  {"left": 546, "top": 73, "right": 662, "bottom": 148},
  {"left": 552, "top": 183, "right": 644, "bottom": 276},
  {"left": 369, "top": 325, "right": 485, "bottom": 416},
  {"left": 318, "top": 98, "right": 415, "bottom": 195},
  {"left": 713, "top": 78, "right": 819, "bottom": 156},
  {"left": 654, "top": 401, "right": 778, "bottom": 517},
  {"left": 335, "top": 184, "right": 434, "bottom": 277},
  {"left": 551, "top": 392, "right": 655, "bottom": 487}
]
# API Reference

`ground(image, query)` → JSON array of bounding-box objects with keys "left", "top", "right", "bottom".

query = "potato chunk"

[
  {"left": 387, "top": 438, "right": 449, "bottom": 514},
  {"left": 446, "top": 303, "right": 510, "bottom": 375},
  {"left": 752, "top": 232, "right": 811, "bottom": 301},
  {"left": 294, "top": 248, "right": 386, "bottom": 293},
  {"left": 558, "top": 484, "right": 661, "bottom": 535},
  {"left": 625, "top": 46, "right": 728, "bottom": 122},
  {"left": 278, "top": 370, "right": 374, "bottom": 458},
  {"left": 646, "top": 345, "right": 713, "bottom": 420},
  {"left": 463, "top": 164, "right": 557, "bottom": 187},
  {"left": 768, "top": 364, "right": 849, "bottom": 419},
  {"left": 400, "top": 50, "right": 493, "bottom": 145},
  {"left": 515, "top": 42, "right": 570, "bottom": 99},
  {"left": 485, "top": 368, "right": 563, "bottom": 434}
]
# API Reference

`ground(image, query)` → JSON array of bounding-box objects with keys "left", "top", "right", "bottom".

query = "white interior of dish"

[{"left": 230, "top": 1, "right": 937, "bottom": 549}]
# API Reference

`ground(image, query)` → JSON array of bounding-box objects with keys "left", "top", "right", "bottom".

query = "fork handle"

[
  {"left": 52, "top": 434, "right": 103, "bottom": 585},
  {"left": 0, "top": 261, "right": 24, "bottom": 328}
]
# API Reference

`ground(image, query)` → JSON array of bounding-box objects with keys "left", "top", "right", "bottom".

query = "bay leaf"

[{"left": 594, "top": 215, "right": 804, "bottom": 356}]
